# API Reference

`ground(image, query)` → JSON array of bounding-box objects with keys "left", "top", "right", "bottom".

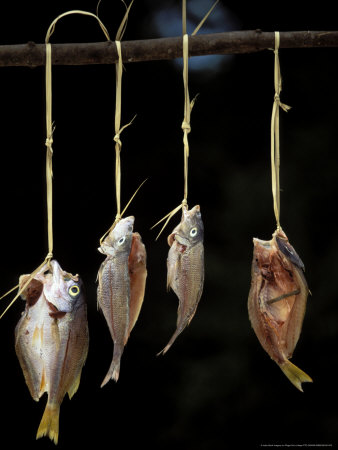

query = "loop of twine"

[
  {"left": 99, "top": 1, "right": 146, "bottom": 246},
  {"left": 152, "top": 0, "right": 218, "bottom": 240},
  {"left": 1, "top": 10, "right": 111, "bottom": 319},
  {"left": 44, "top": 9, "right": 111, "bottom": 258},
  {"left": 109, "top": 1, "right": 135, "bottom": 229},
  {"left": 270, "top": 31, "right": 291, "bottom": 230},
  {"left": 44, "top": 10, "right": 111, "bottom": 258},
  {"left": 45, "top": 42, "right": 54, "bottom": 258}
]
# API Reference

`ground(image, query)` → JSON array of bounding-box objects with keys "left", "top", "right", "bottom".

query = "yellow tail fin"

[
  {"left": 280, "top": 360, "right": 313, "bottom": 392},
  {"left": 36, "top": 402, "right": 60, "bottom": 445}
]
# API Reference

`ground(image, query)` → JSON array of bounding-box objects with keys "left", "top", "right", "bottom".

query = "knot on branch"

[
  {"left": 274, "top": 93, "right": 280, "bottom": 103},
  {"left": 181, "top": 120, "right": 191, "bottom": 134},
  {"left": 45, "top": 136, "right": 53, "bottom": 148},
  {"left": 114, "top": 133, "right": 122, "bottom": 147},
  {"left": 182, "top": 198, "right": 188, "bottom": 209}
]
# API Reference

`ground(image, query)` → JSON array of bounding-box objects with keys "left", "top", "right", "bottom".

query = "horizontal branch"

[{"left": 1, "top": 30, "right": 338, "bottom": 67}]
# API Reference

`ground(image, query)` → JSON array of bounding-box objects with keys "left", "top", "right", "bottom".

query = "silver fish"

[
  {"left": 160, "top": 205, "right": 204, "bottom": 354},
  {"left": 97, "top": 216, "right": 147, "bottom": 386},
  {"left": 15, "top": 260, "right": 89, "bottom": 444},
  {"left": 248, "top": 228, "right": 312, "bottom": 391}
]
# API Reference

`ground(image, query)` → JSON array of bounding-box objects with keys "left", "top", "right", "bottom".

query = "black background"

[{"left": 0, "top": 1, "right": 337, "bottom": 449}]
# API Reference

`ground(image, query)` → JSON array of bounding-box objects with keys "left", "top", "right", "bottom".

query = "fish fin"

[
  {"left": 36, "top": 402, "right": 60, "bottom": 445},
  {"left": 39, "top": 368, "right": 47, "bottom": 395},
  {"left": 101, "top": 346, "right": 123, "bottom": 387},
  {"left": 67, "top": 371, "right": 82, "bottom": 400},
  {"left": 32, "top": 326, "right": 43, "bottom": 349},
  {"left": 279, "top": 360, "right": 313, "bottom": 392}
]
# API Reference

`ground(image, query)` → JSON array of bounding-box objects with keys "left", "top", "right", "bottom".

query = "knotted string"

[
  {"left": 1, "top": 10, "right": 110, "bottom": 318},
  {"left": 152, "top": 0, "right": 218, "bottom": 240},
  {"left": 271, "top": 31, "right": 291, "bottom": 230},
  {"left": 45, "top": 42, "right": 54, "bottom": 265},
  {"left": 44, "top": 11, "right": 110, "bottom": 263},
  {"left": 100, "top": 0, "right": 147, "bottom": 246}
]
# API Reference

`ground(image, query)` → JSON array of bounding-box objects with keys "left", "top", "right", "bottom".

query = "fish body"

[
  {"left": 248, "top": 228, "right": 312, "bottom": 391},
  {"left": 128, "top": 232, "right": 147, "bottom": 340},
  {"left": 98, "top": 216, "right": 147, "bottom": 386},
  {"left": 15, "top": 260, "right": 89, "bottom": 444},
  {"left": 161, "top": 205, "right": 204, "bottom": 354}
]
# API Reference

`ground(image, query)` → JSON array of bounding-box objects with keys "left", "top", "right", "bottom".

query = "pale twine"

[
  {"left": 152, "top": 0, "right": 218, "bottom": 239},
  {"left": 99, "top": 0, "right": 142, "bottom": 246},
  {"left": 1, "top": 10, "right": 110, "bottom": 318},
  {"left": 271, "top": 31, "right": 291, "bottom": 230}
]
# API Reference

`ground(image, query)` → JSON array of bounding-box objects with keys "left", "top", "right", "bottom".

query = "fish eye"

[
  {"left": 118, "top": 236, "right": 126, "bottom": 246},
  {"left": 190, "top": 227, "right": 198, "bottom": 237},
  {"left": 68, "top": 285, "right": 80, "bottom": 297}
]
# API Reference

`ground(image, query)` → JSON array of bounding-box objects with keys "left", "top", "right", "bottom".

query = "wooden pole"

[{"left": 1, "top": 30, "right": 338, "bottom": 67}]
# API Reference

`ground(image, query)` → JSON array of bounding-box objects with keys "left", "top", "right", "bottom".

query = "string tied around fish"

[
  {"left": 98, "top": 0, "right": 149, "bottom": 245},
  {"left": 152, "top": 0, "right": 219, "bottom": 240},
  {"left": 0, "top": 9, "right": 111, "bottom": 319},
  {"left": 270, "top": 30, "right": 291, "bottom": 231}
]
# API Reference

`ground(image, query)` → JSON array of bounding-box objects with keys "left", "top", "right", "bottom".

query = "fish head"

[
  {"left": 109, "top": 216, "right": 134, "bottom": 254},
  {"left": 35, "top": 260, "right": 84, "bottom": 315},
  {"left": 99, "top": 216, "right": 135, "bottom": 256},
  {"left": 252, "top": 237, "right": 276, "bottom": 278},
  {"left": 168, "top": 205, "right": 204, "bottom": 248}
]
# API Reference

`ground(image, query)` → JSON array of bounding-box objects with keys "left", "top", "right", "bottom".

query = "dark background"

[{"left": 0, "top": 1, "right": 337, "bottom": 448}]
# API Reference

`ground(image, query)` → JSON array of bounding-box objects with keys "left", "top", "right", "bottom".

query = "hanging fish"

[
  {"left": 97, "top": 216, "right": 147, "bottom": 386},
  {"left": 15, "top": 260, "right": 89, "bottom": 445},
  {"left": 159, "top": 205, "right": 204, "bottom": 354},
  {"left": 248, "top": 227, "right": 312, "bottom": 391}
]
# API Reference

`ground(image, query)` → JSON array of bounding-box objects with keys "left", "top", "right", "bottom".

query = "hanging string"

[
  {"left": 1, "top": 10, "right": 110, "bottom": 319},
  {"left": 100, "top": 0, "right": 145, "bottom": 246},
  {"left": 45, "top": 42, "right": 54, "bottom": 265},
  {"left": 270, "top": 31, "right": 291, "bottom": 230},
  {"left": 113, "top": 0, "right": 134, "bottom": 220},
  {"left": 152, "top": 0, "right": 218, "bottom": 240}
]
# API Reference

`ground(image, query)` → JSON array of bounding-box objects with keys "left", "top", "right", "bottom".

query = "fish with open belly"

[
  {"left": 15, "top": 259, "right": 89, "bottom": 444},
  {"left": 248, "top": 227, "right": 312, "bottom": 391},
  {"left": 97, "top": 216, "right": 147, "bottom": 386},
  {"left": 159, "top": 205, "right": 204, "bottom": 354}
]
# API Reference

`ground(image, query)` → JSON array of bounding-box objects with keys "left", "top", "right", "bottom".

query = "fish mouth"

[
  {"left": 122, "top": 216, "right": 135, "bottom": 228},
  {"left": 183, "top": 204, "right": 201, "bottom": 219},
  {"left": 46, "top": 300, "right": 67, "bottom": 319},
  {"left": 50, "top": 260, "right": 63, "bottom": 283},
  {"left": 175, "top": 233, "right": 189, "bottom": 247},
  {"left": 253, "top": 238, "right": 271, "bottom": 249}
]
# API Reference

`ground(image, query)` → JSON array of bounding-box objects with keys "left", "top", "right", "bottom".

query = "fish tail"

[
  {"left": 36, "top": 402, "right": 60, "bottom": 445},
  {"left": 279, "top": 360, "right": 313, "bottom": 392},
  {"left": 157, "top": 329, "right": 182, "bottom": 356},
  {"left": 101, "top": 345, "right": 123, "bottom": 387}
]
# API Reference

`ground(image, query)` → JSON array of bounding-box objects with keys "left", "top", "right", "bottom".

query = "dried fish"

[
  {"left": 160, "top": 205, "right": 204, "bottom": 354},
  {"left": 97, "top": 217, "right": 147, "bottom": 386},
  {"left": 248, "top": 228, "right": 312, "bottom": 391},
  {"left": 15, "top": 260, "right": 89, "bottom": 444}
]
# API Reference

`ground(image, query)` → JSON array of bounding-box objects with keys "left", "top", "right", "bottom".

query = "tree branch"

[{"left": 1, "top": 30, "right": 338, "bottom": 67}]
